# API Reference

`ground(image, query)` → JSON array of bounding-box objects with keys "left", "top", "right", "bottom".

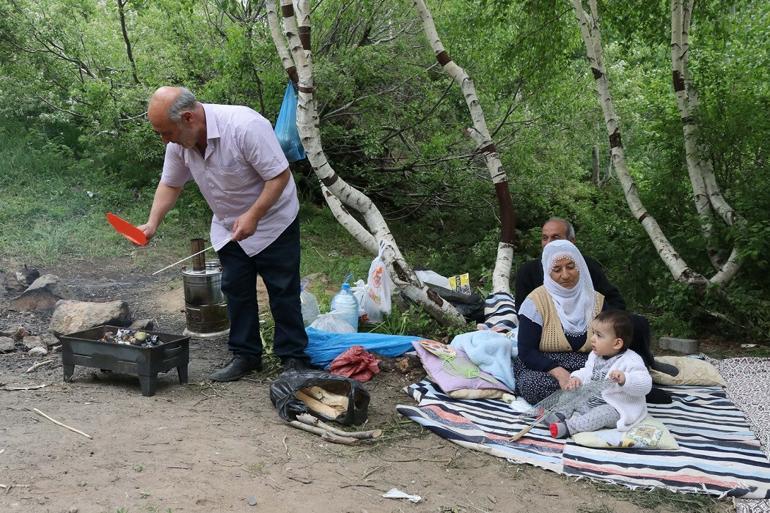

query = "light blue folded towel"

[{"left": 450, "top": 329, "right": 518, "bottom": 390}]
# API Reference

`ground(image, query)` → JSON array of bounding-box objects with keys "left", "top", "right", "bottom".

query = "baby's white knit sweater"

[{"left": 571, "top": 349, "right": 652, "bottom": 431}]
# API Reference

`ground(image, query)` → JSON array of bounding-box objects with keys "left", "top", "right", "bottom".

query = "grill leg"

[
  {"left": 177, "top": 364, "right": 188, "bottom": 384},
  {"left": 138, "top": 374, "right": 158, "bottom": 397}
]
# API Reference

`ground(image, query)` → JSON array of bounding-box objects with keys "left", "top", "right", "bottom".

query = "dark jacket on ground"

[{"left": 514, "top": 255, "right": 626, "bottom": 314}]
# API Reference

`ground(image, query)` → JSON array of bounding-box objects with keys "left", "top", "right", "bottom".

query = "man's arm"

[
  {"left": 585, "top": 256, "right": 626, "bottom": 310},
  {"left": 514, "top": 260, "right": 541, "bottom": 314},
  {"left": 230, "top": 168, "right": 291, "bottom": 241},
  {"left": 138, "top": 183, "right": 183, "bottom": 240}
]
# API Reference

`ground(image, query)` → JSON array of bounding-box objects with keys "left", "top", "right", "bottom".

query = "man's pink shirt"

[{"left": 160, "top": 104, "right": 299, "bottom": 257}]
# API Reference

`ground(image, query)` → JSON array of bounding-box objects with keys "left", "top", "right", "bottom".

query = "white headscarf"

[{"left": 541, "top": 240, "right": 596, "bottom": 335}]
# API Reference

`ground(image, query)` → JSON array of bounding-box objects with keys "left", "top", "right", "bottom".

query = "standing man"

[{"left": 140, "top": 86, "right": 310, "bottom": 381}]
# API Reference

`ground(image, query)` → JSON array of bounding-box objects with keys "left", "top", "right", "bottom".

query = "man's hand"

[
  {"left": 609, "top": 370, "right": 626, "bottom": 385},
  {"left": 549, "top": 367, "right": 572, "bottom": 390},
  {"left": 231, "top": 211, "right": 259, "bottom": 241},
  {"left": 137, "top": 223, "right": 157, "bottom": 241},
  {"left": 565, "top": 376, "right": 582, "bottom": 391}
]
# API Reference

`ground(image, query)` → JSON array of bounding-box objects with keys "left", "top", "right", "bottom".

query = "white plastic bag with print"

[{"left": 360, "top": 242, "right": 393, "bottom": 323}]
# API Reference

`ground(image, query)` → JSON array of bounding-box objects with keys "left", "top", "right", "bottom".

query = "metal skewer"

[{"left": 152, "top": 245, "right": 215, "bottom": 276}]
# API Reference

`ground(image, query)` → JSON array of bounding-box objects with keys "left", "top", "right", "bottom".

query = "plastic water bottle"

[
  {"left": 330, "top": 282, "right": 359, "bottom": 332},
  {"left": 300, "top": 286, "right": 320, "bottom": 327}
]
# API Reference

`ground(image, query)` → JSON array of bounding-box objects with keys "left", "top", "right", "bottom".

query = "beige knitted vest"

[{"left": 529, "top": 286, "right": 605, "bottom": 353}]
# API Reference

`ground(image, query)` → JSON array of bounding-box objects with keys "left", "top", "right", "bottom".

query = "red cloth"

[{"left": 328, "top": 346, "right": 380, "bottom": 382}]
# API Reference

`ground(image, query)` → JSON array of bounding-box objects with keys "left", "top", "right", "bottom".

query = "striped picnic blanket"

[{"left": 397, "top": 380, "right": 770, "bottom": 499}]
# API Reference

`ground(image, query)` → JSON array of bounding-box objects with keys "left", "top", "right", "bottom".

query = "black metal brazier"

[{"left": 60, "top": 325, "right": 189, "bottom": 396}]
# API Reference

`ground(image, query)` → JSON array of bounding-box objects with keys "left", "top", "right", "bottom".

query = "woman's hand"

[
  {"left": 565, "top": 377, "right": 582, "bottom": 390},
  {"left": 548, "top": 367, "right": 572, "bottom": 390}
]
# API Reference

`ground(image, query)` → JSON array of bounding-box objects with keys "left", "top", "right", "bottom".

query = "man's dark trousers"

[{"left": 217, "top": 217, "right": 308, "bottom": 363}]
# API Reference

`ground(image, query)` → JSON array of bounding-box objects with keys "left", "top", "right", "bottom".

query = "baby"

[{"left": 549, "top": 310, "right": 652, "bottom": 438}]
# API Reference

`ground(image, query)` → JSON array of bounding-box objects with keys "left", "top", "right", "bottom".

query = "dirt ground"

[{"left": 0, "top": 257, "right": 733, "bottom": 513}]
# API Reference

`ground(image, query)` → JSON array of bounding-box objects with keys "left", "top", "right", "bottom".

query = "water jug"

[
  {"left": 330, "top": 282, "right": 359, "bottom": 331},
  {"left": 300, "top": 286, "right": 320, "bottom": 327}
]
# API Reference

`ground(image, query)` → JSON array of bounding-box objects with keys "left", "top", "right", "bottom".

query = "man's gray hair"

[
  {"left": 546, "top": 217, "right": 576, "bottom": 240},
  {"left": 168, "top": 87, "right": 197, "bottom": 122}
]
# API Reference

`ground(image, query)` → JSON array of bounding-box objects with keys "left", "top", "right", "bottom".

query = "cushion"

[
  {"left": 650, "top": 356, "right": 726, "bottom": 386},
  {"left": 572, "top": 415, "right": 679, "bottom": 450},
  {"left": 412, "top": 340, "right": 513, "bottom": 394},
  {"left": 448, "top": 389, "right": 507, "bottom": 400}
]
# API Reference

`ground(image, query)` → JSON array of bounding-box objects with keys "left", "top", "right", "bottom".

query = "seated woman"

[{"left": 514, "top": 240, "right": 607, "bottom": 405}]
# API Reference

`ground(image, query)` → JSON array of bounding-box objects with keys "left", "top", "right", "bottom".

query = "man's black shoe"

[
  {"left": 281, "top": 357, "right": 312, "bottom": 372},
  {"left": 210, "top": 356, "right": 262, "bottom": 382},
  {"left": 646, "top": 386, "right": 672, "bottom": 404}
]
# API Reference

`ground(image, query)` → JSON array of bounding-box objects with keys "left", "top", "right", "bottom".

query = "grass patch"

[
  {"left": 593, "top": 483, "right": 728, "bottom": 512},
  {"left": 0, "top": 122, "right": 209, "bottom": 268}
]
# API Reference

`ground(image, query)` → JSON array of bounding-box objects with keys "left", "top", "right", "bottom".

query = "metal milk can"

[{"left": 181, "top": 239, "right": 229, "bottom": 338}]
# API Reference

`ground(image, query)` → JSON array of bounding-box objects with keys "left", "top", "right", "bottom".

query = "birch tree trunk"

[
  {"left": 267, "top": 0, "right": 466, "bottom": 326},
  {"left": 671, "top": 0, "right": 741, "bottom": 283},
  {"left": 411, "top": 0, "right": 515, "bottom": 296},
  {"left": 671, "top": 0, "right": 711, "bottom": 240},
  {"left": 573, "top": 0, "right": 741, "bottom": 287},
  {"left": 571, "top": 0, "right": 707, "bottom": 286}
]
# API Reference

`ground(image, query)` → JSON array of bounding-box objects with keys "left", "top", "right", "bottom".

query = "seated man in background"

[
  {"left": 515, "top": 218, "right": 626, "bottom": 314},
  {"left": 514, "top": 218, "right": 675, "bottom": 402}
]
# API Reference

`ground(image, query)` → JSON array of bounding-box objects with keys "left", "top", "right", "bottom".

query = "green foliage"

[
  {"left": 0, "top": 0, "right": 768, "bottom": 340},
  {"left": 0, "top": 120, "right": 209, "bottom": 266}
]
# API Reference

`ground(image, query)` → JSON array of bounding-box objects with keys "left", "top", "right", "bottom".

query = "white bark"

[
  {"left": 320, "top": 184, "right": 379, "bottom": 255},
  {"left": 671, "top": 0, "right": 741, "bottom": 281},
  {"left": 412, "top": 0, "right": 514, "bottom": 296},
  {"left": 676, "top": 1, "right": 737, "bottom": 228},
  {"left": 671, "top": 0, "right": 715, "bottom": 253},
  {"left": 572, "top": 0, "right": 707, "bottom": 286},
  {"left": 267, "top": 0, "right": 466, "bottom": 325},
  {"left": 267, "top": 1, "right": 378, "bottom": 255},
  {"left": 492, "top": 243, "right": 514, "bottom": 294},
  {"left": 266, "top": 2, "right": 295, "bottom": 79}
]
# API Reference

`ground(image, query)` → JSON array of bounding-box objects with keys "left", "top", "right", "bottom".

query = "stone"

[
  {"left": 42, "top": 333, "right": 61, "bottom": 348},
  {"left": 129, "top": 319, "right": 156, "bottom": 331},
  {"left": 13, "top": 326, "right": 30, "bottom": 341},
  {"left": 0, "top": 336, "right": 15, "bottom": 353},
  {"left": 15, "top": 266, "right": 40, "bottom": 286},
  {"left": 49, "top": 300, "right": 131, "bottom": 337},
  {"left": 29, "top": 346, "right": 48, "bottom": 357},
  {"left": 10, "top": 274, "right": 68, "bottom": 312},
  {"left": 657, "top": 336, "right": 699, "bottom": 354},
  {"left": 22, "top": 335, "right": 45, "bottom": 350},
  {"left": 247, "top": 496, "right": 257, "bottom": 507}
]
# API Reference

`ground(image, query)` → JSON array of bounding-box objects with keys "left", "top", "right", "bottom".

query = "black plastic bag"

[
  {"left": 269, "top": 369, "right": 370, "bottom": 426},
  {"left": 425, "top": 284, "right": 485, "bottom": 322}
]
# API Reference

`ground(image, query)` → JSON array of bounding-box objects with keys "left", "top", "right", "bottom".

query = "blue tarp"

[{"left": 305, "top": 327, "right": 421, "bottom": 368}]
